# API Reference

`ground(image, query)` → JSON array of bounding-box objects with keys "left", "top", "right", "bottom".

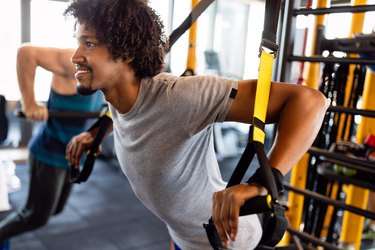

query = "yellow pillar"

[
  {"left": 281, "top": 0, "right": 328, "bottom": 245},
  {"left": 356, "top": 71, "right": 375, "bottom": 141},
  {"left": 337, "top": 0, "right": 367, "bottom": 140},
  {"left": 286, "top": 154, "right": 310, "bottom": 229},
  {"left": 339, "top": 0, "right": 369, "bottom": 249},
  {"left": 304, "top": 0, "right": 328, "bottom": 89},
  {"left": 185, "top": 0, "right": 199, "bottom": 74}
]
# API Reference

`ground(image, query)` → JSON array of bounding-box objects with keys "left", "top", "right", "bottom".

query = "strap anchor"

[{"left": 260, "top": 38, "right": 279, "bottom": 58}]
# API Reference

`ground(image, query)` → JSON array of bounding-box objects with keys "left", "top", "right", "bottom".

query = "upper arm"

[
  {"left": 17, "top": 45, "right": 76, "bottom": 78},
  {"left": 226, "top": 80, "right": 326, "bottom": 125},
  {"left": 225, "top": 79, "right": 257, "bottom": 123}
]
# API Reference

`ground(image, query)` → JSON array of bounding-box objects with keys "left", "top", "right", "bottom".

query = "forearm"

[
  {"left": 16, "top": 46, "right": 37, "bottom": 107},
  {"left": 268, "top": 87, "right": 329, "bottom": 174}
]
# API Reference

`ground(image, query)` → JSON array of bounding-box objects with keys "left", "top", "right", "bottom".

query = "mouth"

[{"left": 75, "top": 69, "right": 91, "bottom": 80}]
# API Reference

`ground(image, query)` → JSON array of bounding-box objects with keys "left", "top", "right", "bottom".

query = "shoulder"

[{"left": 151, "top": 72, "right": 178, "bottom": 84}]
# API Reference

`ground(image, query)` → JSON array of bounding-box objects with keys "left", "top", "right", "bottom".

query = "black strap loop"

[
  {"left": 167, "top": 0, "right": 215, "bottom": 53},
  {"left": 247, "top": 166, "right": 284, "bottom": 194},
  {"left": 257, "top": 204, "right": 289, "bottom": 249},
  {"left": 70, "top": 110, "right": 112, "bottom": 183},
  {"left": 259, "top": 0, "right": 281, "bottom": 55},
  {"left": 262, "top": 0, "right": 282, "bottom": 44}
]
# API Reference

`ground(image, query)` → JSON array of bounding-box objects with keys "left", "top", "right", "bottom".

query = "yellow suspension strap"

[
  {"left": 204, "top": 0, "right": 288, "bottom": 249},
  {"left": 246, "top": 21, "right": 288, "bottom": 250}
]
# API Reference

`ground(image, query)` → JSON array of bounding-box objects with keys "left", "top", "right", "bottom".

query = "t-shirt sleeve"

[{"left": 167, "top": 75, "right": 238, "bottom": 135}]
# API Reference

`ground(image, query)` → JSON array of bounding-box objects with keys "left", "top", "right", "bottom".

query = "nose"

[{"left": 71, "top": 47, "right": 84, "bottom": 65}]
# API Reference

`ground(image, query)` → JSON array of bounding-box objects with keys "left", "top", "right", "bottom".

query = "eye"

[{"left": 85, "top": 41, "right": 95, "bottom": 48}]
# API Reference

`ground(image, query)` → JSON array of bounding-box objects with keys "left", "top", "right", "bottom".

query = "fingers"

[
  {"left": 66, "top": 138, "right": 78, "bottom": 168},
  {"left": 212, "top": 184, "right": 261, "bottom": 247},
  {"left": 212, "top": 188, "right": 241, "bottom": 247},
  {"left": 24, "top": 103, "right": 48, "bottom": 121},
  {"left": 212, "top": 191, "right": 229, "bottom": 247},
  {"left": 66, "top": 132, "right": 94, "bottom": 168},
  {"left": 229, "top": 200, "right": 240, "bottom": 242}
]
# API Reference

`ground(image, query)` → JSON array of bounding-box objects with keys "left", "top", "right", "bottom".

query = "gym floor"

[
  {"left": 0, "top": 152, "right": 244, "bottom": 250},
  {"left": 1, "top": 152, "right": 375, "bottom": 250},
  {"left": 1, "top": 155, "right": 171, "bottom": 250}
]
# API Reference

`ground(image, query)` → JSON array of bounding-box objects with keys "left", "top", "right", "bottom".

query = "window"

[
  {"left": 0, "top": 0, "right": 267, "bottom": 102},
  {"left": 0, "top": 1, "right": 21, "bottom": 101},
  {"left": 30, "top": 0, "right": 75, "bottom": 101},
  {"left": 168, "top": 0, "right": 265, "bottom": 79},
  {"left": 0, "top": 0, "right": 75, "bottom": 102}
]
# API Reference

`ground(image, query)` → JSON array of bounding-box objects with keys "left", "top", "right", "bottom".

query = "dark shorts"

[{"left": 174, "top": 242, "right": 182, "bottom": 250}]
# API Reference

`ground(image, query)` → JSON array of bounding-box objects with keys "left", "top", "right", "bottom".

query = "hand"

[
  {"left": 23, "top": 102, "right": 48, "bottom": 121},
  {"left": 66, "top": 131, "right": 95, "bottom": 169},
  {"left": 212, "top": 183, "right": 265, "bottom": 248}
]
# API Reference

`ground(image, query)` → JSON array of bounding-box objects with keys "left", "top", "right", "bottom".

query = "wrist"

[
  {"left": 21, "top": 99, "right": 37, "bottom": 108},
  {"left": 247, "top": 182, "right": 268, "bottom": 196},
  {"left": 246, "top": 167, "right": 284, "bottom": 194}
]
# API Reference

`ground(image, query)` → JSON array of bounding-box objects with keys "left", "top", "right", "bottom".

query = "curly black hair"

[{"left": 64, "top": 0, "right": 168, "bottom": 78}]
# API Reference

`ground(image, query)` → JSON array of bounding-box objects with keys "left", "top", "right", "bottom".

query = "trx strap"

[
  {"left": 70, "top": 108, "right": 112, "bottom": 183},
  {"left": 169, "top": 0, "right": 215, "bottom": 76},
  {"left": 70, "top": 0, "right": 215, "bottom": 183},
  {"left": 167, "top": 0, "right": 214, "bottom": 53},
  {"left": 204, "top": 0, "right": 288, "bottom": 249}
]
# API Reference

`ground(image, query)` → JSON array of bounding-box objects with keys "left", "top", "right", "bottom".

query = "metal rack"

[
  {"left": 276, "top": 1, "right": 375, "bottom": 82},
  {"left": 276, "top": 0, "right": 375, "bottom": 249}
]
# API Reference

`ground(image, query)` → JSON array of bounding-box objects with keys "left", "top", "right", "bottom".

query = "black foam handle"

[
  {"left": 240, "top": 195, "right": 272, "bottom": 216},
  {"left": 70, "top": 114, "right": 113, "bottom": 183},
  {"left": 14, "top": 109, "right": 101, "bottom": 118}
]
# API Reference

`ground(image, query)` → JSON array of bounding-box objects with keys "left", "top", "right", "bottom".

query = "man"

[
  {"left": 64, "top": 0, "right": 329, "bottom": 249},
  {"left": 0, "top": 45, "right": 104, "bottom": 245}
]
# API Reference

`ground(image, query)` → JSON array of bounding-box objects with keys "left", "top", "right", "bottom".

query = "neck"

[{"left": 104, "top": 79, "right": 140, "bottom": 114}]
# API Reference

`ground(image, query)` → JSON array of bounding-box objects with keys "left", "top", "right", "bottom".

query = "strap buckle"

[{"left": 259, "top": 38, "right": 279, "bottom": 58}]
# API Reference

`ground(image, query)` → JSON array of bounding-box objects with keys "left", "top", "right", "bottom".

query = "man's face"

[{"left": 71, "top": 23, "right": 126, "bottom": 95}]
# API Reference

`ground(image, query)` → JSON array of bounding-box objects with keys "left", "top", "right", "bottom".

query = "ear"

[{"left": 125, "top": 57, "right": 135, "bottom": 63}]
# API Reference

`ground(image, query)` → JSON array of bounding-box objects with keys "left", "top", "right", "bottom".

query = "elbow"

[
  {"left": 17, "top": 44, "right": 31, "bottom": 56},
  {"left": 302, "top": 87, "right": 330, "bottom": 124},
  {"left": 313, "top": 88, "right": 330, "bottom": 117},
  {"left": 16, "top": 44, "right": 34, "bottom": 62}
]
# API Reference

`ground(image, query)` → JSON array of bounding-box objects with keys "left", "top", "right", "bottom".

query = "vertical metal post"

[
  {"left": 19, "top": 0, "right": 33, "bottom": 147},
  {"left": 277, "top": 0, "right": 298, "bottom": 82},
  {"left": 20, "top": 0, "right": 30, "bottom": 43}
]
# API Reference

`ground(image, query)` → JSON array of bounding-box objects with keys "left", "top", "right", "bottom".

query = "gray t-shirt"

[{"left": 109, "top": 73, "right": 262, "bottom": 249}]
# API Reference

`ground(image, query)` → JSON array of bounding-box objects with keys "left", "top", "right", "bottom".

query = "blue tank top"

[{"left": 29, "top": 89, "right": 104, "bottom": 168}]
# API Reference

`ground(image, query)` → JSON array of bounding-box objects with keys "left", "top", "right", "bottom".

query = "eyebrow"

[{"left": 75, "top": 34, "right": 96, "bottom": 40}]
